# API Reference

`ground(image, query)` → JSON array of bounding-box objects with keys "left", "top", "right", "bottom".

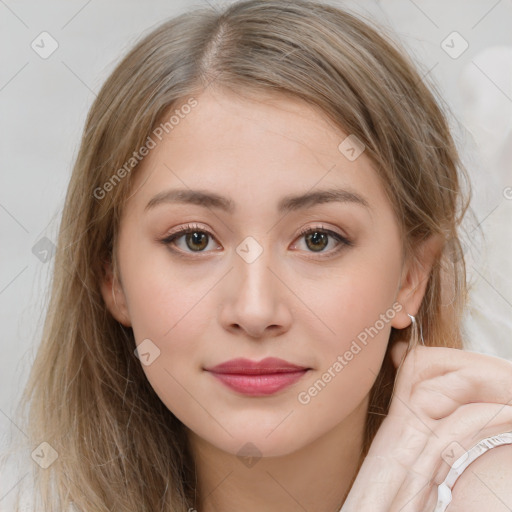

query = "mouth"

[{"left": 204, "top": 357, "right": 311, "bottom": 396}]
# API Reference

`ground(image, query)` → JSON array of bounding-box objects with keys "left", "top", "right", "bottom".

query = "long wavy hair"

[{"left": 5, "top": 0, "right": 472, "bottom": 510}]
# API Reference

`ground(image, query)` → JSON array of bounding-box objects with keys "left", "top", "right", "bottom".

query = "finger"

[
  {"left": 340, "top": 453, "right": 410, "bottom": 512},
  {"left": 395, "top": 345, "right": 512, "bottom": 385},
  {"left": 407, "top": 370, "right": 512, "bottom": 419},
  {"left": 342, "top": 410, "right": 432, "bottom": 511},
  {"left": 390, "top": 346, "right": 512, "bottom": 417}
]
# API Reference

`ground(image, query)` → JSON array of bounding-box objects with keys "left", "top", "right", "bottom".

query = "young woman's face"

[{"left": 103, "top": 88, "right": 423, "bottom": 457}]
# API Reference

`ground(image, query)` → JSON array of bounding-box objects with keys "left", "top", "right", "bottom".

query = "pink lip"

[{"left": 204, "top": 357, "right": 310, "bottom": 396}]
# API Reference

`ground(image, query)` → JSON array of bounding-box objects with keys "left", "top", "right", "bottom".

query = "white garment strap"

[{"left": 434, "top": 431, "right": 512, "bottom": 512}]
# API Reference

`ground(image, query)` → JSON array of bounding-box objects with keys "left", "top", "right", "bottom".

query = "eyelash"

[{"left": 159, "top": 223, "right": 353, "bottom": 259}]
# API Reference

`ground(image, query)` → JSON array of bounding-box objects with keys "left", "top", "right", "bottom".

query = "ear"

[
  {"left": 391, "top": 233, "right": 444, "bottom": 329},
  {"left": 100, "top": 259, "right": 132, "bottom": 327}
]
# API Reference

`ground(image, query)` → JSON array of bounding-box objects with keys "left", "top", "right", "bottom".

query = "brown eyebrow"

[{"left": 144, "top": 187, "right": 371, "bottom": 215}]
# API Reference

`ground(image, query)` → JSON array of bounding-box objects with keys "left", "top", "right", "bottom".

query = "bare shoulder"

[{"left": 447, "top": 444, "right": 512, "bottom": 511}]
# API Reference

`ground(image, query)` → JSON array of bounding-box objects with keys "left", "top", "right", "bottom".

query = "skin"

[
  {"left": 100, "top": 87, "right": 444, "bottom": 512},
  {"left": 344, "top": 342, "right": 512, "bottom": 511}
]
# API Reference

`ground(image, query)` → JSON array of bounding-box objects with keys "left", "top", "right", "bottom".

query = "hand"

[{"left": 341, "top": 342, "right": 512, "bottom": 512}]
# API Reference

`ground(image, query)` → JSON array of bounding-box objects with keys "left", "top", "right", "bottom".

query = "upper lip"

[{"left": 205, "top": 357, "right": 309, "bottom": 375}]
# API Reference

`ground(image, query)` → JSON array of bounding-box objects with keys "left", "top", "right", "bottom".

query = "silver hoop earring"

[{"left": 407, "top": 313, "right": 425, "bottom": 347}]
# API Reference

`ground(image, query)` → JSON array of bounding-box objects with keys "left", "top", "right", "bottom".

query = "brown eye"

[
  {"left": 183, "top": 231, "right": 209, "bottom": 251},
  {"left": 160, "top": 224, "right": 218, "bottom": 254},
  {"left": 294, "top": 226, "right": 353, "bottom": 257},
  {"left": 160, "top": 223, "right": 352, "bottom": 259},
  {"left": 304, "top": 231, "right": 329, "bottom": 252}
]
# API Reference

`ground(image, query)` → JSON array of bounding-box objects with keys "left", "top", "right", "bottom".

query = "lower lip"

[{"left": 207, "top": 370, "right": 309, "bottom": 396}]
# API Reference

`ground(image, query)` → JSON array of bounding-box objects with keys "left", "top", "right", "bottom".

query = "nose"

[{"left": 218, "top": 243, "right": 292, "bottom": 339}]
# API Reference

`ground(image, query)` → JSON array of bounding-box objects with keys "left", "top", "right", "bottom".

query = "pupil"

[
  {"left": 187, "top": 232, "right": 207, "bottom": 251},
  {"left": 307, "top": 232, "right": 327, "bottom": 252}
]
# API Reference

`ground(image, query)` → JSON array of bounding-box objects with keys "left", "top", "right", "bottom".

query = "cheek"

[
  {"left": 297, "top": 245, "right": 402, "bottom": 400},
  {"left": 307, "top": 247, "right": 402, "bottom": 352},
  {"left": 294, "top": 283, "right": 399, "bottom": 433},
  {"left": 121, "top": 239, "right": 216, "bottom": 345},
  {"left": 122, "top": 260, "right": 216, "bottom": 426}
]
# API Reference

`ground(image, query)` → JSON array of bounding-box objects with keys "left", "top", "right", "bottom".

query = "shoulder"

[{"left": 447, "top": 443, "right": 512, "bottom": 511}]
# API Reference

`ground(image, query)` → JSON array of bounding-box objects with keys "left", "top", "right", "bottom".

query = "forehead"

[{"left": 125, "top": 88, "right": 390, "bottom": 218}]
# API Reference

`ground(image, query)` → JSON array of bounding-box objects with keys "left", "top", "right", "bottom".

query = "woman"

[{"left": 3, "top": 1, "right": 512, "bottom": 510}]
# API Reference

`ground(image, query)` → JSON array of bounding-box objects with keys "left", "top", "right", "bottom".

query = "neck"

[{"left": 187, "top": 397, "right": 369, "bottom": 512}]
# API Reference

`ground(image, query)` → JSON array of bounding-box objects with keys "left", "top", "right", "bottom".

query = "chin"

[{"left": 189, "top": 419, "right": 319, "bottom": 459}]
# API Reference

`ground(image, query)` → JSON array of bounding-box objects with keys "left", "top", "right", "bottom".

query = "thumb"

[{"left": 390, "top": 341, "right": 408, "bottom": 369}]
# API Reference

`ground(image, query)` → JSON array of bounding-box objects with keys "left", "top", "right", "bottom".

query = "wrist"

[{"left": 434, "top": 431, "right": 512, "bottom": 512}]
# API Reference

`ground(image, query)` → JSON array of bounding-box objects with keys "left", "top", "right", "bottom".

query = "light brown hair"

[{"left": 5, "top": 0, "right": 471, "bottom": 510}]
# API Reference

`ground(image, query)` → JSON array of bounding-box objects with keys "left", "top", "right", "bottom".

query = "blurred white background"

[{"left": 1, "top": 0, "right": 511, "bottom": 490}]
